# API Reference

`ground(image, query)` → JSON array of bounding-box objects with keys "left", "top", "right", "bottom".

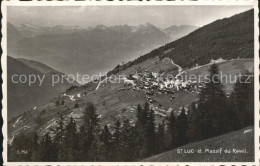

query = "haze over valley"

[{"left": 8, "top": 22, "right": 199, "bottom": 83}]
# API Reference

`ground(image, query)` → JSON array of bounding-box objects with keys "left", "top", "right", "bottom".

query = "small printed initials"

[{"left": 17, "top": 150, "right": 28, "bottom": 155}]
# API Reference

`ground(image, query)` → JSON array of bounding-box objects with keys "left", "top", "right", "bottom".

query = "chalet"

[
  {"left": 149, "top": 99, "right": 155, "bottom": 103},
  {"left": 152, "top": 72, "right": 159, "bottom": 78},
  {"left": 124, "top": 78, "right": 136, "bottom": 86}
]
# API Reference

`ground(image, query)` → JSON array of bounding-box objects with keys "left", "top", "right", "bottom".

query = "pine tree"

[
  {"left": 228, "top": 71, "right": 254, "bottom": 129},
  {"left": 176, "top": 107, "right": 188, "bottom": 146},
  {"left": 55, "top": 112, "right": 65, "bottom": 160},
  {"left": 40, "top": 133, "right": 53, "bottom": 161},
  {"left": 83, "top": 102, "right": 101, "bottom": 161},
  {"left": 146, "top": 108, "right": 156, "bottom": 155},
  {"left": 198, "top": 63, "right": 228, "bottom": 138},
  {"left": 31, "top": 132, "right": 40, "bottom": 161},
  {"left": 136, "top": 104, "right": 142, "bottom": 119},
  {"left": 101, "top": 125, "right": 112, "bottom": 161},
  {"left": 156, "top": 120, "right": 165, "bottom": 153},
  {"left": 165, "top": 110, "right": 176, "bottom": 149},
  {"left": 121, "top": 118, "right": 135, "bottom": 161},
  {"left": 187, "top": 102, "right": 203, "bottom": 142},
  {"left": 139, "top": 102, "right": 150, "bottom": 158},
  {"left": 143, "top": 102, "right": 149, "bottom": 126},
  {"left": 135, "top": 104, "right": 143, "bottom": 158},
  {"left": 63, "top": 117, "right": 79, "bottom": 161},
  {"left": 111, "top": 120, "right": 121, "bottom": 160},
  {"left": 78, "top": 125, "right": 88, "bottom": 161},
  {"left": 243, "top": 72, "right": 254, "bottom": 126}
]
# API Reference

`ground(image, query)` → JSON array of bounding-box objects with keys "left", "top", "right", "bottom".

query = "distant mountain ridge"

[
  {"left": 162, "top": 25, "right": 199, "bottom": 41},
  {"left": 7, "top": 22, "right": 199, "bottom": 83},
  {"left": 16, "top": 23, "right": 84, "bottom": 37},
  {"left": 13, "top": 23, "right": 198, "bottom": 38},
  {"left": 17, "top": 58, "right": 62, "bottom": 74},
  {"left": 7, "top": 22, "right": 24, "bottom": 46}
]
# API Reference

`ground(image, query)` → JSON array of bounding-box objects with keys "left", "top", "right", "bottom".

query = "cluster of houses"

[{"left": 119, "top": 70, "right": 206, "bottom": 103}]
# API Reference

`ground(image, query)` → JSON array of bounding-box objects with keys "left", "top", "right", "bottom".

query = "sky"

[{"left": 7, "top": 6, "right": 253, "bottom": 28}]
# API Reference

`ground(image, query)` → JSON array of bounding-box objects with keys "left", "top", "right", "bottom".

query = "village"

[{"left": 120, "top": 69, "right": 206, "bottom": 105}]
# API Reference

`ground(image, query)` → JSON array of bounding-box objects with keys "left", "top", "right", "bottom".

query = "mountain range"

[{"left": 7, "top": 22, "right": 198, "bottom": 83}]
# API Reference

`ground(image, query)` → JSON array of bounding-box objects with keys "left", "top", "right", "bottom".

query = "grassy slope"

[
  {"left": 116, "top": 56, "right": 177, "bottom": 76},
  {"left": 181, "top": 59, "right": 253, "bottom": 92},
  {"left": 143, "top": 126, "right": 254, "bottom": 162}
]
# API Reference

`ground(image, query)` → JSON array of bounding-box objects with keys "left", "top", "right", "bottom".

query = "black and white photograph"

[{"left": 1, "top": 1, "right": 259, "bottom": 165}]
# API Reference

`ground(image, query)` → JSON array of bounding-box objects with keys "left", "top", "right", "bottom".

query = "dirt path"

[
  {"left": 12, "top": 116, "right": 23, "bottom": 128},
  {"left": 96, "top": 78, "right": 109, "bottom": 90},
  {"left": 170, "top": 59, "right": 185, "bottom": 78}
]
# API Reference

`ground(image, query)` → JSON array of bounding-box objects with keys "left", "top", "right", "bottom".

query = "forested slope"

[{"left": 109, "top": 9, "right": 253, "bottom": 75}]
